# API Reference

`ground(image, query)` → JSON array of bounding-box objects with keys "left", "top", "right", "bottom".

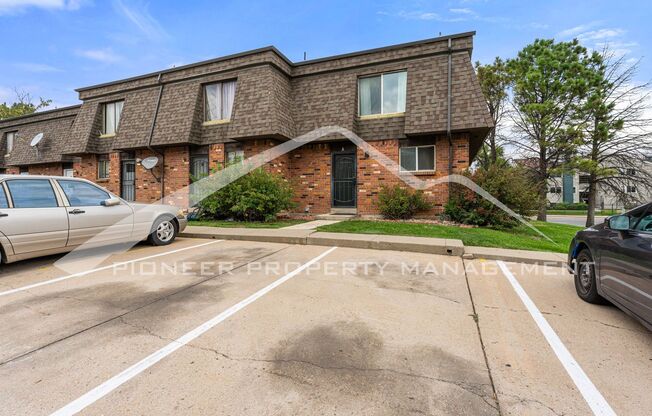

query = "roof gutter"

[
  {"left": 446, "top": 38, "right": 454, "bottom": 177},
  {"left": 146, "top": 73, "right": 165, "bottom": 199}
]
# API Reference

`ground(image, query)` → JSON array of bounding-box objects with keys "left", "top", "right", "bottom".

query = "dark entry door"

[
  {"left": 332, "top": 153, "right": 356, "bottom": 207},
  {"left": 121, "top": 159, "right": 136, "bottom": 201}
]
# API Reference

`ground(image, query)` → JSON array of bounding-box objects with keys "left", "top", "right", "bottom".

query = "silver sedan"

[{"left": 0, "top": 175, "right": 187, "bottom": 264}]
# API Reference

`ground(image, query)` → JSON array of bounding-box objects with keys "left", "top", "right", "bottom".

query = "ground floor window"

[
  {"left": 98, "top": 154, "right": 110, "bottom": 179},
  {"left": 225, "top": 142, "right": 244, "bottom": 165},
  {"left": 19, "top": 166, "right": 28, "bottom": 175},
  {"left": 399, "top": 145, "right": 435, "bottom": 172},
  {"left": 62, "top": 162, "right": 74, "bottom": 177},
  {"left": 190, "top": 145, "right": 209, "bottom": 180}
]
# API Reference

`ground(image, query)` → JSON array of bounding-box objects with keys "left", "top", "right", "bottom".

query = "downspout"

[
  {"left": 446, "top": 37, "right": 453, "bottom": 177},
  {"left": 147, "top": 73, "right": 165, "bottom": 199}
]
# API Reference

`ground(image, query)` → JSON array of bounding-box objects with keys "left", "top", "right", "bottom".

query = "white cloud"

[
  {"left": 75, "top": 48, "right": 123, "bottom": 63},
  {"left": 0, "top": 0, "right": 84, "bottom": 15},
  {"left": 449, "top": 8, "right": 474, "bottom": 15},
  {"left": 556, "top": 21, "right": 601, "bottom": 38},
  {"left": 14, "top": 62, "right": 62, "bottom": 72},
  {"left": 577, "top": 28, "right": 625, "bottom": 41},
  {"left": 112, "top": 0, "right": 168, "bottom": 41}
]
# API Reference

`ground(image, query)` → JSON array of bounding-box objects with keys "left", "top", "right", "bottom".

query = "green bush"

[
  {"left": 377, "top": 185, "right": 432, "bottom": 219},
  {"left": 549, "top": 202, "right": 588, "bottom": 210},
  {"left": 196, "top": 168, "right": 295, "bottom": 222},
  {"left": 445, "top": 165, "right": 538, "bottom": 228}
]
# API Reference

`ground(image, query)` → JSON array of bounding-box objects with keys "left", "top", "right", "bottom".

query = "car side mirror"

[
  {"left": 607, "top": 215, "right": 629, "bottom": 231},
  {"left": 102, "top": 198, "right": 121, "bottom": 207}
]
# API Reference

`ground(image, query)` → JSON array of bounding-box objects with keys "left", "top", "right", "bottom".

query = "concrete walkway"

[
  {"left": 180, "top": 225, "right": 566, "bottom": 266},
  {"left": 283, "top": 219, "right": 341, "bottom": 229}
]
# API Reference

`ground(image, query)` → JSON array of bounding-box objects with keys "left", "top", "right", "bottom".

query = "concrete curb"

[{"left": 179, "top": 226, "right": 566, "bottom": 266}]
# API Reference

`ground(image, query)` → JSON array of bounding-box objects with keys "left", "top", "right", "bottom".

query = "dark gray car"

[{"left": 568, "top": 202, "right": 652, "bottom": 331}]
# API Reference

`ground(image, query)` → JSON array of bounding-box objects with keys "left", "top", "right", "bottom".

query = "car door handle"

[
  {"left": 0, "top": 212, "right": 7, "bottom": 217},
  {"left": 69, "top": 209, "right": 85, "bottom": 214}
]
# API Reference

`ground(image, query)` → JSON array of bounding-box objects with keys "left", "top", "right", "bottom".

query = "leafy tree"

[
  {"left": 506, "top": 39, "right": 601, "bottom": 221},
  {"left": 475, "top": 143, "right": 508, "bottom": 171},
  {"left": 0, "top": 89, "right": 51, "bottom": 120},
  {"left": 475, "top": 57, "right": 510, "bottom": 165},
  {"left": 575, "top": 50, "right": 652, "bottom": 226}
]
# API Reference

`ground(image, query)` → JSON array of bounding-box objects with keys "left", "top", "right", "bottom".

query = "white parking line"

[
  {"left": 0, "top": 240, "right": 223, "bottom": 298},
  {"left": 50, "top": 246, "right": 337, "bottom": 416},
  {"left": 496, "top": 261, "right": 616, "bottom": 416}
]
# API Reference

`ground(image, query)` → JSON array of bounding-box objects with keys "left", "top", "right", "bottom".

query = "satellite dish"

[
  {"left": 141, "top": 156, "right": 159, "bottom": 170},
  {"left": 30, "top": 133, "right": 44, "bottom": 147}
]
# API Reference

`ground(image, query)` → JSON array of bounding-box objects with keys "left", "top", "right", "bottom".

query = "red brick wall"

[
  {"left": 27, "top": 163, "right": 63, "bottom": 176},
  {"left": 163, "top": 146, "right": 190, "bottom": 207},
  {"left": 5, "top": 167, "right": 19, "bottom": 175},
  {"left": 287, "top": 143, "right": 332, "bottom": 214},
  {"left": 1, "top": 132, "right": 470, "bottom": 215}
]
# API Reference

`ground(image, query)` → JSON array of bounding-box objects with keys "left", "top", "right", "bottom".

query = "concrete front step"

[{"left": 315, "top": 214, "right": 356, "bottom": 220}]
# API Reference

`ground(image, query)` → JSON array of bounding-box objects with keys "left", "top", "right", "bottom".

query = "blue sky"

[{"left": 1, "top": 0, "right": 651, "bottom": 108}]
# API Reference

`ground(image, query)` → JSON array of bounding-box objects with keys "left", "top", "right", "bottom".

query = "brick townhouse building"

[{"left": 0, "top": 31, "right": 491, "bottom": 215}]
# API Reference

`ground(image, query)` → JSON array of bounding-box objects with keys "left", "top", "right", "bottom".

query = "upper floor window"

[
  {"left": 626, "top": 168, "right": 636, "bottom": 176},
  {"left": 102, "top": 101, "right": 124, "bottom": 135},
  {"left": 399, "top": 145, "right": 435, "bottom": 172},
  {"left": 204, "top": 80, "right": 236, "bottom": 122},
  {"left": 359, "top": 71, "right": 407, "bottom": 117},
  {"left": 5, "top": 131, "right": 15, "bottom": 154}
]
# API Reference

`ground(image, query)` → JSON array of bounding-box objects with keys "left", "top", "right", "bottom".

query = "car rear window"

[{"left": 6, "top": 179, "right": 59, "bottom": 208}]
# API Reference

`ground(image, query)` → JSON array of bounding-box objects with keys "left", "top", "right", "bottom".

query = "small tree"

[
  {"left": 575, "top": 50, "right": 652, "bottom": 226},
  {"left": 506, "top": 39, "right": 601, "bottom": 221},
  {"left": 0, "top": 89, "right": 51, "bottom": 120},
  {"left": 475, "top": 58, "right": 510, "bottom": 165}
]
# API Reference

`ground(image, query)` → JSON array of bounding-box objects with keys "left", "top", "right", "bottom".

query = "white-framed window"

[
  {"left": 62, "top": 162, "right": 74, "bottom": 177},
  {"left": 204, "top": 80, "right": 237, "bottom": 121},
  {"left": 5, "top": 131, "right": 16, "bottom": 154},
  {"left": 549, "top": 186, "right": 562, "bottom": 194},
  {"left": 399, "top": 145, "right": 435, "bottom": 172},
  {"left": 358, "top": 71, "right": 407, "bottom": 116},
  {"left": 101, "top": 101, "right": 124, "bottom": 135},
  {"left": 97, "top": 154, "right": 110, "bottom": 179},
  {"left": 627, "top": 185, "right": 637, "bottom": 193}
]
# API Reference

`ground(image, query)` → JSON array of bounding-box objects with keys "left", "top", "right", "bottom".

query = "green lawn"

[
  {"left": 317, "top": 220, "right": 582, "bottom": 253},
  {"left": 189, "top": 219, "right": 307, "bottom": 229}
]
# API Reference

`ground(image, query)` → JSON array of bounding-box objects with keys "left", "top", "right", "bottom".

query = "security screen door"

[{"left": 332, "top": 153, "right": 356, "bottom": 208}]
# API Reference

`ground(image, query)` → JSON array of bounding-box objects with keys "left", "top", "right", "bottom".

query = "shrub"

[
  {"left": 549, "top": 202, "right": 588, "bottom": 210},
  {"left": 196, "top": 168, "right": 295, "bottom": 222},
  {"left": 377, "top": 185, "right": 432, "bottom": 219},
  {"left": 445, "top": 165, "right": 538, "bottom": 228}
]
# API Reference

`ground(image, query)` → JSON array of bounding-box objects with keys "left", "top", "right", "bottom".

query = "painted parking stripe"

[
  {"left": 50, "top": 246, "right": 337, "bottom": 416},
  {"left": 496, "top": 261, "right": 616, "bottom": 416},
  {"left": 0, "top": 240, "right": 223, "bottom": 298}
]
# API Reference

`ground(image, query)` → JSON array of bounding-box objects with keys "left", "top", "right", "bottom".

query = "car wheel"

[
  {"left": 574, "top": 249, "right": 606, "bottom": 304},
  {"left": 148, "top": 216, "right": 178, "bottom": 246}
]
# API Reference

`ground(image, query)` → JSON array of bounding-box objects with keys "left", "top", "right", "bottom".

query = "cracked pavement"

[{"left": 0, "top": 238, "right": 649, "bottom": 415}]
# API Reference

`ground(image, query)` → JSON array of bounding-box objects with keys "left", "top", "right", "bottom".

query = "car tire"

[
  {"left": 148, "top": 215, "right": 178, "bottom": 246},
  {"left": 574, "top": 249, "right": 606, "bottom": 304}
]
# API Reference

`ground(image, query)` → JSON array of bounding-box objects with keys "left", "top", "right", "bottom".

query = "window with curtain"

[
  {"left": 204, "top": 80, "right": 237, "bottom": 121},
  {"left": 190, "top": 145, "right": 209, "bottom": 179},
  {"left": 5, "top": 131, "right": 15, "bottom": 154},
  {"left": 102, "top": 101, "right": 124, "bottom": 135},
  {"left": 98, "top": 154, "right": 110, "bottom": 179},
  {"left": 359, "top": 71, "right": 407, "bottom": 116},
  {"left": 399, "top": 145, "right": 435, "bottom": 172}
]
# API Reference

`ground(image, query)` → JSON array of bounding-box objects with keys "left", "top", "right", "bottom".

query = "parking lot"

[{"left": 0, "top": 238, "right": 650, "bottom": 415}]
